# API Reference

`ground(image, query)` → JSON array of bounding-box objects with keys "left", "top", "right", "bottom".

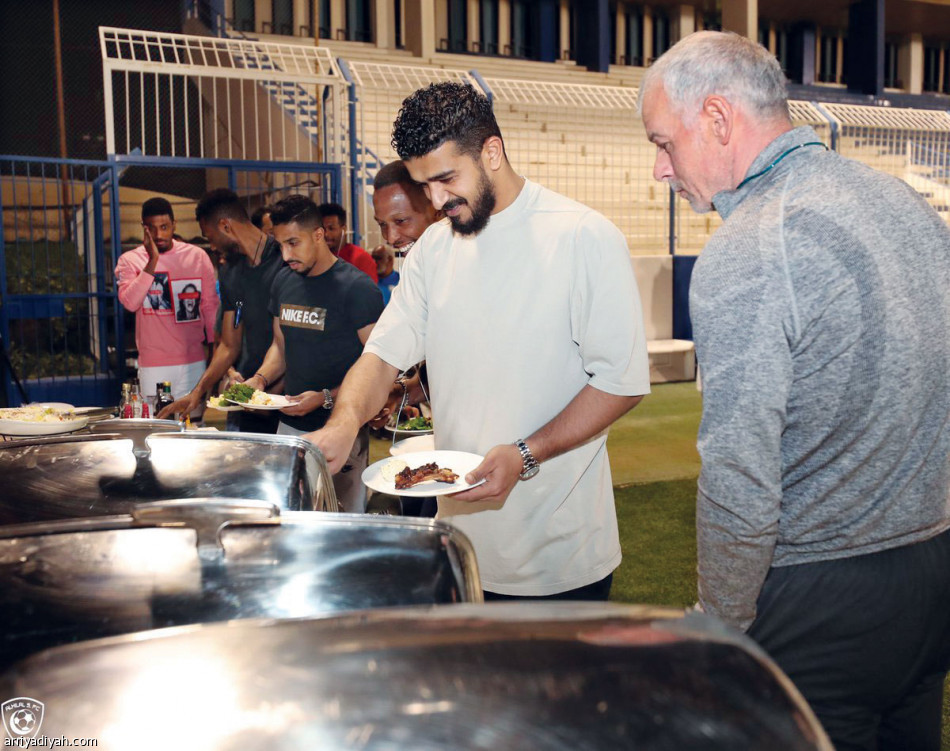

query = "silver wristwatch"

[
  {"left": 515, "top": 439, "right": 540, "bottom": 481},
  {"left": 322, "top": 388, "right": 334, "bottom": 410}
]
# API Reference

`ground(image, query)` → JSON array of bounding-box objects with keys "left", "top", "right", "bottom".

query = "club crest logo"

[{"left": 1, "top": 697, "right": 44, "bottom": 739}]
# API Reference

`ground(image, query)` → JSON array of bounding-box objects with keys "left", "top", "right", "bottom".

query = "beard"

[
  {"left": 217, "top": 240, "right": 242, "bottom": 265},
  {"left": 669, "top": 180, "right": 712, "bottom": 214},
  {"left": 443, "top": 168, "right": 496, "bottom": 237}
]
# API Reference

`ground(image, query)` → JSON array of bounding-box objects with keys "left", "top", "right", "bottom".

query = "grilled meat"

[{"left": 394, "top": 462, "right": 459, "bottom": 490}]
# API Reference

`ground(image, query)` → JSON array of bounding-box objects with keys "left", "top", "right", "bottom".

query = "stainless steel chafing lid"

[
  {"left": 0, "top": 431, "right": 338, "bottom": 522},
  {"left": 0, "top": 604, "right": 832, "bottom": 750},
  {"left": 0, "top": 500, "right": 481, "bottom": 668}
]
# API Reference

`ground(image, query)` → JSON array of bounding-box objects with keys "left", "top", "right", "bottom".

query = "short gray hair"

[{"left": 640, "top": 31, "right": 790, "bottom": 123}]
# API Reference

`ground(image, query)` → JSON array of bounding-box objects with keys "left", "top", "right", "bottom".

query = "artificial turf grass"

[
  {"left": 609, "top": 478, "right": 698, "bottom": 608},
  {"left": 606, "top": 381, "right": 703, "bottom": 486}
]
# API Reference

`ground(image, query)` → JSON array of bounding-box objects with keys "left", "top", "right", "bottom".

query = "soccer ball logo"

[
  {"left": 2, "top": 697, "right": 44, "bottom": 739},
  {"left": 10, "top": 709, "right": 36, "bottom": 734}
]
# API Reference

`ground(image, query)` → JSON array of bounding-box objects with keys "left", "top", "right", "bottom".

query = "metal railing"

[
  {"left": 99, "top": 24, "right": 950, "bottom": 257},
  {"left": 0, "top": 157, "right": 122, "bottom": 406},
  {"left": 100, "top": 25, "right": 346, "bottom": 166},
  {"left": 341, "top": 60, "right": 483, "bottom": 247},
  {"left": 820, "top": 103, "right": 950, "bottom": 216}
]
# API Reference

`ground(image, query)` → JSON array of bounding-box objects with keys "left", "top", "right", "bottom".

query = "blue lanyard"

[{"left": 736, "top": 142, "right": 827, "bottom": 190}]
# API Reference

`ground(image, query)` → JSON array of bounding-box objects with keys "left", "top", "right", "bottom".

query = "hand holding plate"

[
  {"left": 280, "top": 391, "right": 322, "bottom": 416},
  {"left": 448, "top": 443, "right": 522, "bottom": 504}
]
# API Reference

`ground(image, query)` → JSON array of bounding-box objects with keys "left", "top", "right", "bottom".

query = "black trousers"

[
  {"left": 747, "top": 528, "right": 950, "bottom": 751},
  {"left": 483, "top": 572, "right": 613, "bottom": 602}
]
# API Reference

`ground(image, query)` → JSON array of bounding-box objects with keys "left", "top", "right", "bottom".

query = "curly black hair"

[
  {"left": 142, "top": 197, "right": 174, "bottom": 222},
  {"left": 391, "top": 82, "right": 502, "bottom": 161},
  {"left": 270, "top": 194, "right": 323, "bottom": 230}
]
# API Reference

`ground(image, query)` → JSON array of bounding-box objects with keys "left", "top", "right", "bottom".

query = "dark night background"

[{"left": 0, "top": 0, "right": 182, "bottom": 159}]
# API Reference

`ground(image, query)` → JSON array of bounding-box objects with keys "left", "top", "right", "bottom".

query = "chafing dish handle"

[{"left": 131, "top": 499, "right": 279, "bottom": 561}]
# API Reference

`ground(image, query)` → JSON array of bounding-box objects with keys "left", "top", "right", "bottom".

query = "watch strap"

[{"left": 515, "top": 439, "right": 539, "bottom": 480}]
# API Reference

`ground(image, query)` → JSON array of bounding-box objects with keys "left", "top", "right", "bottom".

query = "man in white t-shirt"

[{"left": 307, "top": 82, "right": 650, "bottom": 599}]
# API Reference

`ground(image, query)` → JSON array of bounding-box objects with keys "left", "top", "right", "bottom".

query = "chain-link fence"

[{"left": 341, "top": 56, "right": 948, "bottom": 257}]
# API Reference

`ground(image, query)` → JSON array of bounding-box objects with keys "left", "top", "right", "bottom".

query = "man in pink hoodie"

[{"left": 115, "top": 197, "right": 219, "bottom": 413}]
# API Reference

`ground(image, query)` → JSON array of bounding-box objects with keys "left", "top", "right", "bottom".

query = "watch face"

[{"left": 519, "top": 464, "right": 540, "bottom": 481}]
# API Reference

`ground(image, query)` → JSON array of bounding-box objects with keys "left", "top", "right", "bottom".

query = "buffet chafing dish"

[
  {"left": 0, "top": 431, "right": 337, "bottom": 524},
  {"left": 0, "top": 603, "right": 831, "bottom": 750},
  {"left": 0, "top": 499, "right": 480, "bottom": 669},
  {"left": 86, "top": 416, "right": 184, "bottom": 442}
]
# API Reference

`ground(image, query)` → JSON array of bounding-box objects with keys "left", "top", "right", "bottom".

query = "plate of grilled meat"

[{"left": 362, "top": 450, "right": 486, "bottom": 497}]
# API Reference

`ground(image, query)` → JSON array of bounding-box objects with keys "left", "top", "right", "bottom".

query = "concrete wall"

[
  {"left": 631, "top": 254, "right": 674, "bottom": 340},
  {"left": 631, "top": 254, "right": 696, "bottom": 383}
]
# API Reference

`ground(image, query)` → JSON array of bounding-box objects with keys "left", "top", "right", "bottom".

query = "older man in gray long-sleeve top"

[{"left": 641, "top": 31, "right": 950, "bottom": 751}]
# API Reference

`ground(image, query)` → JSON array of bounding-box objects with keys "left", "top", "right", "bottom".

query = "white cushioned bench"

[{"left": 631, "top": 255, "right": 696, "bottom": 383}]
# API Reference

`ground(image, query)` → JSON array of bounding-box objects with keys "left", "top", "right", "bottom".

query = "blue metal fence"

[
  {"left": 0, "top": 157, "right": 121, "bottom": 407},
  {"left": 1, "top": 155, "right": 342, "bottom": 407}
]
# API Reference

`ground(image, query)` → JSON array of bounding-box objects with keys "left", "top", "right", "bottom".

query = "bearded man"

[{"left": 307, "top": 82, "right": 650, "bottom": 600}]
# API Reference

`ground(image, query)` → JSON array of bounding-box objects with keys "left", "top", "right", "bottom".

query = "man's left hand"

[
  {"left": 449, "top": 443, "right": 524, "bottom": 504},
  {"left": 281, "top": 390, "right": 322, "bottom": 416}
]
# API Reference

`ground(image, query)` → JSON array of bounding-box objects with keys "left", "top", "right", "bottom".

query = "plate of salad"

[
  {"left": 222, "top": 382, "right": 292, "bottom": 410},
  {"left": 384, "top": 414, "right": 433, "bottom": 435},
  {"left": 205, "top": 394, "right": 243, "bottom": 412},
  {"left": 207, "top": 383, "right": 251, "bottom": 411}
]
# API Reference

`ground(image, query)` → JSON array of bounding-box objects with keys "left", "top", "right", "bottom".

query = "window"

[
  {"left": 775, "top": 27, "right": 789, "bottom": 74},
  {"left": 395, "top": 0, "right": 403, "bottom": 48},
  {"left": 653, "top": 8, "right": 670, "bottom": 61},
  {"left": 273, "top": 0, "right": 293, "bottom": 36},
  {"left": 819, "top": 32, "right": 841, "bottom": 84},
  {"left": 448, "top": 0, "right": 468, "bottom": 53},
  {"left": 884, "top": 40, "right": 899, "bottom": 88},
  {"left": 317, "top": 0, "right": 330, "bottom": 39},
  {"left": 233, "top": 0, "right": 254, "bottom": 32},
  {"left": 346, "top": 0, "right": 372, "bottom": 42},
  {"left": 480, "top": 0, "right": 499, "bottom": 55},
  {"left": 923, "top": 45, "right": 944, "bottom": 93},
  {"left": 566, "top": 0, "right": 577, "bottom": 60},
  {"left": 510, "top": 0, "right": 534, "bottom": 58},
  {"left": 758, "top": 21, "right": 770, "bottom": 51},
  {"left": 609, "top": 1, "right": 617, "bottom": 62},
  {"left": 626, "top": 6, "right": 643, "bottom": 66}
]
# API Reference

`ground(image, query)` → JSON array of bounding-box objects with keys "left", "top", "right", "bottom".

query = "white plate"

[
  {"left": 226, "top": 394, "right": 293, "bottom": 411},
  {"left": 0, "top": 415, "right": 89, "bottom": 436},
  {"left": 30, "top": 402, "right": 75, "bottom": 411},
  {"left": 389, "top": 434, "right": 436, "bottom": 456},
  {"left": 362, "top": 450, "right": 485, "bottom": 497}
]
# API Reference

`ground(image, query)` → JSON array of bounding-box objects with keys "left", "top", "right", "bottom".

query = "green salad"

[
  {"left": 397, "top": 415, "right": 433, "bottom": 431},
  {"left": 221, "top": 383, "right": 256, "bottom": 403}
]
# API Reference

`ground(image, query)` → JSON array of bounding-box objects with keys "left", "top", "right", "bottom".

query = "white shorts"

[{"left": 137, "top": 360, "right": 205, "bottom": 417}]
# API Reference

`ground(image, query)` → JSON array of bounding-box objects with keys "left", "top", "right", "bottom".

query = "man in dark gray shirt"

[
  {"left": 158, "top": 189, "right": 284, "bottom": 433},
  {"left": 640, "top": 31, "right": 950, "bottom": 750}
]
